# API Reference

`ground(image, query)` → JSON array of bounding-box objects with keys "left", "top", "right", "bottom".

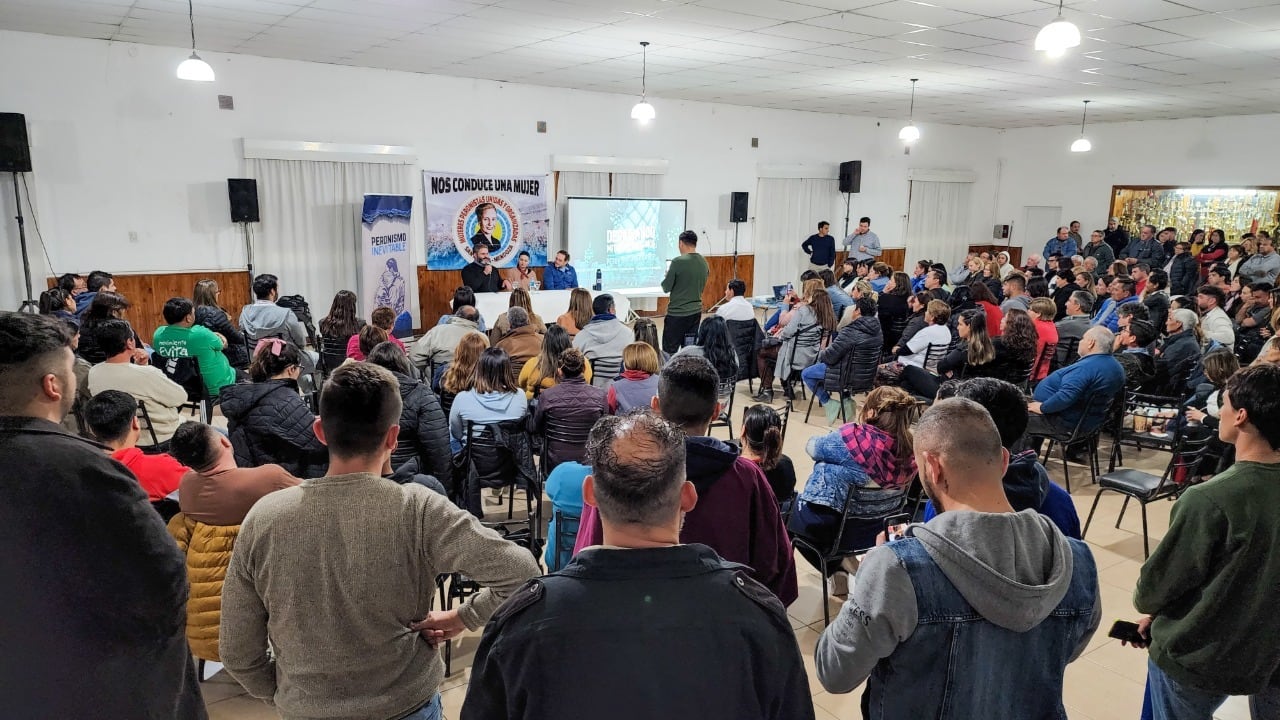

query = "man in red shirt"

[{"left": 84, "top": 390, "right": 188, "bottom": 501}]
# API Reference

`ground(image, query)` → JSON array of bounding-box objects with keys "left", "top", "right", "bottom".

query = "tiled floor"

[{"left": 203, "top": 384, "right": 1252, "bottom": 720}]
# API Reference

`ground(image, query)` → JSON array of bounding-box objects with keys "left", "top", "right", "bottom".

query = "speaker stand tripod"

[
  {"left": 842, "top": 192, "right": 852, "bottom": 245},
  {"left": 241, "top": 221, "right": 255, "bottom": 293},
  {"left": 10, "top": 172, "right": 37, "bottom": 313},
  {"left": 731, "top": 220, "right": 741, "bottom": 279}
]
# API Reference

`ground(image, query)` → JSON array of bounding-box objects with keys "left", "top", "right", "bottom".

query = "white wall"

[
  {"left": 994, "top": 113, "right": 1280, "bottom": 254},
  {"left": 0, "top": 30, "right": 1004, "bottom": 310}
]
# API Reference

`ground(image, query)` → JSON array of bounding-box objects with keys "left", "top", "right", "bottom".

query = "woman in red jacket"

[{"left": 969, "top": 280, "right": 1003, "bottom": 337}]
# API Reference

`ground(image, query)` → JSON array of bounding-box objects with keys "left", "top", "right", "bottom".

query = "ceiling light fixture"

[
  {"left": 1071, "top": 100, "right": 1092, "bottom": 152},
  {"left": 898, "top": 78, "right": 920, "bottom": 143},
  {"left": 630, "top": 41, "right": 655, "bottom": 123},
  {"left": 176, "top": 0, "right": 215, "bottom": 82},
  {"left": 1035, "top": 0, "right": 1081, "bottom": 58}
]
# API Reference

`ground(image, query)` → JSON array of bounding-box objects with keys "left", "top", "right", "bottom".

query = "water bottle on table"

[{"left": 593, "top": 269, "right": 603, "bottom": 291}]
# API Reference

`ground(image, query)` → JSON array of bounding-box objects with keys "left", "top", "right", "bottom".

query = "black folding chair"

[
  {"left": 780, "top": 325, "right": 825, "bottom": 410},
  {"left": 538, "top": 410, "right": 600, "bottom": 483},
  {"left": 709, "top": 377, "right": 738, "bottom": 440},
  {"left": 805, "top": 341, "right": 880, "bottom": 424},
  {"left": 135, "top": 399, "right": 164, "bottom": 452},
  {"left": 1026, "top": 394, "right": 1106, "bottom": 493},
  {"left": 588, "top": 356, "right": 623, "bottom": 388},
  {"left": 727, "top": 318, "right": 764, "bottom": 393},
  {"left": 155, "top": 355, "right": 214, "bottom": 423},
  {"left": 1052, "top": 337, "right": 1081, "bottom": 372},
  {"left": 317, "top": 335, "right": 348, "bottom": 379}
]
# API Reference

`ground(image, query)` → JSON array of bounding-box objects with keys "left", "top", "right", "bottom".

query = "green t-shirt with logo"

[{"left": 152, "top": 324, "right": 236, "bottom": 396}]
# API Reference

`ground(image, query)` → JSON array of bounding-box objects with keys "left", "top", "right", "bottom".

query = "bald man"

[
  {"left": 816, "top": 398, "right": 1100, "bottom": 719},
  {"left": 1029, "top": 326, "right": 1125, "bottom": 441}
]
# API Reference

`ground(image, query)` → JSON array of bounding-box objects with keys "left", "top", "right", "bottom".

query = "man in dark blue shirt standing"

[{"left": 802, "top": 221, "right": 836, "bottom": 274}]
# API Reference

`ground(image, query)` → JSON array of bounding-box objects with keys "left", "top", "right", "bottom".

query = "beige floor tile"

[
  {"left": 813, "top": 688, "right": 866, "bottom": 718},
  {"left": 206, "top": 695, "right": 280, "bottom": 720},
  {"left": 1216, "top": 694, "right": 1252, "bottom": 720},
  {"left": 1063, "top": 659, "right": 1147, "bottom": 720},
  {"left": 199, "top": 670, "right": 249, "bottom": 704}
]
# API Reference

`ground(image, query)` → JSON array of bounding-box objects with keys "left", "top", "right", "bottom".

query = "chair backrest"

[
  {"left": 1031, "top": 342, "right": 1057, "bottom": 381},
  {"left": 136, "top": 399, "right": 160, "bottom": 448},
  {"left": 780, "top": 323, "right": 823, "bottom": 371},
  {"left": 156, "top": 355, "right": 207, "bottom": 403},
  {"left": 464, "top": 418, "right": 536, "bottom": 489},
  {"left": 318, "top": 335, "right": 348, "bottom": 376},
  {"left": 541, "top": 407, "right": 601, "bottom": 471},
  {"left": 589, "top": 356, "right": 622, "bottom": 388},
  {"left": 831, "top": 483, "right": 909, "bottom": 555},
  {"left": 922, "top": 342, "right": 951, "bottom": 375},
  {"left": 1053, "top": 337, "right": 1081, "bottom": 371},
  {"left": 726, "top": 319, "right": 763, "bottom": 381},
  {"left": 550, "top": 508, "right": 581, "bottom": 573},
  {"left": 841, "top": 342, "right": 882, "bottom": 394}
]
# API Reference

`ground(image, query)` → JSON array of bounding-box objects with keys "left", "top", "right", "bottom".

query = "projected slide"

[{"left": 566, "top": 197, "right": 688, "bottom": 291}]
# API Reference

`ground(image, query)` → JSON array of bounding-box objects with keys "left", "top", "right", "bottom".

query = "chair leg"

[
  {"left": 197, "top": 659, "right": 207, "bottom": 682},
  {"left": 839, "top": 393, "right": 847, "bottom": 423},
  {"left": 1058, "top": 442, "right": 1071, "bottom": 494},
  {"left": 820, "top": 570, "right": 831, "bottom": 627},
  {"left": 1141, "top": 502, "right": 1150, "bottom": 559},
  {"left": 1088, "top": 441, "right": 1100, "bottom": 485},
  {"left": 804, "top": 391, "right": 816, "bottom": 423},
  {"left": 507, "top": 483, "right": 515, "bottom": 520},
  {"left": 1116, "top": 496, "right": 1130, "bottom": 528},
  {"left": 1082, "top": 489, "right": 1107, "bottom": 539}
]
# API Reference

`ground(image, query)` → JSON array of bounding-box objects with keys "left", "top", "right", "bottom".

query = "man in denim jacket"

[{"left": 816, "top": 398, "right": 1100, "bottom": 720}]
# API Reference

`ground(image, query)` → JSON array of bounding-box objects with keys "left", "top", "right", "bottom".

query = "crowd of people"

[{"left": 7, "top": 218, "right": 1280, "bottom": 720}]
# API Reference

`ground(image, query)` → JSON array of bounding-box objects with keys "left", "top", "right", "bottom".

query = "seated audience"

[
  {"left": 1114, "top": 319, "right": 1159, "bottom": 391},
  {"left": 169, "top": 420, "right": 298, "bottom": 526},
  {"left": 88, "top": 319, "right": 187, "bottom": 446},
  {"left": 803, "top": 296, "right": 882, "bottom": 424},
  {"left": 1158, "top": 309, "right": 1205, "bottom": 391},
  {"left": 60, "top": 320, "right": 93, "bottom": 437},
  {"left": 491, "top": 287, "right": 545, "bottom": 341},
  {"left": 0, "top": 312, "right": 203, "bottom": 717},
  {"left": 1056, "top": 290, "right": 1093, "bottom": 351},
  {"left": 556, "top": 287, "right": 593, "bottom": 337},
  {"left": 1029, "top": 298, "right": 1060, "bottom": 381},
  {"left": 500, "top": 250, "right": 538, "bottom": 291},
  {"left": 739, "top": 403, "right": 796, "bottom": 505},
  {"left": 448, "top": 347, "right": 529, "bottom": 454},
  {"left": 816, "top": 398, "right": 1100, "bottom": 717},
  {"left": 542, "top": 249, "right": 578, "bottom": 290},
  {"left": 904, "top": 308, "right": 1034, "bottom": 398},
  {"left": 412, "top": 304, "right": 486, "bottom": 371},
  {"left": 74, "top": 269, "right": 115, "bottom": 316},
  {"left": 676, "top": 316, "right": 738, "bottom": 384},
  {"left": 239, "top": 273, "right": 308, "bottom": 349},
  {"left": 1028, "top": 327, "right": 1125, "bottom": 439},
  {"left": 820, "top": 269, "right": 853, "bottom": 321},
  {"left": 518, "top": 325, "right": 591, "bottom": 399},
  {"left": 879, "top": 298, "right": 951, "bottom": 385},
  {"left": 493, "top": 306, "right": 542, "bottom": 369},
  {"left": 78, "top": 290, "right": 144, "bottom": 365},
  {"left": 715, "top": 279, "right": 756, "bottom": 322},
  {"left": 632, "top": 317, "right": 668, "bottom": 366},
  {"left": 220, "top": 363, "right": 540, "bottom": 720},
  {"left": 193, "top": 278, "right": 249, "bottom": 369},
  {"left": 1234, "top": 281, "right": 1274, "bottom": 363},
  {"left": 925, "top": 378, "right": 1082, "bottom": 538},
  {"left": 574, "top": 355, "right": 798, "bottom": 605},
  {"left": 436, "top": 286, "right": 488, "bottom": 333},
  {"left": 1051, "top": 269, "right": 1082, "bottom": 321},
  {"left": 463, "top": 411, "right": 814, "bottom": 720},
  {"left": 1196, "top": 284, "right": 1236, "bottom": 349},
  {"left": 219, "top": 340, "right": 328, "bottom": 479},
  {"left": 1141, "top": 268, "right": 1172, "bottom": 332},
  {"left": 83, "top": 390, "right": 188, "bottom": 501},
  {"left": 39, "top": 287, "right": 77, "bottom": 323},
  {"left": 572, "top": 294, "right": 632, "bottom": 381},
  {"left": 1093, "top": 276, "right": 1139, "bottom": 332},
  {"left": 153, "top": 296, "right": 240, "bottom": 398},
  {"left": 57, "top": 271, "right": 87, "bottom": 298},
  {"left": 607, "top": 342, "right": 661, "bottom": 414},
  {"left": 364, "top": 341, "right": 452, "bottom": 488},
  {"left": 754, "top": 282, "right": 837, "bottom": 403},
  {"left": 877, "top": 272, "right": 912, "bottom": 348},
  {"left": 534, "top": 348, "right": 608, "bottom": 470},
  {"left": 868, "top": 262, "right": 891, "bottom": 293},
  {"left": 892, "top": 290, "right": 930, "bottom": 351},
  {"left": 345, "top": 306, "right": 406, "bottom": 361},
  {"left": 320, "top": 290, "right": 365, "bottom": 346},
  {"left": 438, "top": 333, "right": 487, "bottom": 419},
  {"left": 543, "top": 460, "right": 590, "bottom": 572},
  {"left": 789, "top": 386, "right": 918, "bottom": 594},
  {"left": 969, "top": 280, "right": 1003, "bottom": 337},
  {"left": 1132, "top": 364, "right": 1280, "bottom": 718}
]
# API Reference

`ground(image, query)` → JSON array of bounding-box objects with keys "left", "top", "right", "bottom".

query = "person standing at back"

[
  {"left": 661, "top": 230, "right": 710, "bottom": 354},
  {"left": 220, "top": 362, "right": 540, "bottom": 720},
  {"left": 0, "top": 312, "right": 206, "bottom": 718},
  {"left": 802, "top": 221, "right": 837, "bottom": 274},
  {"left": 816, "top": 397, "right": 1100, "bottom": 720}
]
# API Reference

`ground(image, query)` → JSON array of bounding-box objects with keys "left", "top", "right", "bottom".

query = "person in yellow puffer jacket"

[{"left": 167, "top": 514, "right": 239, "bottom": 661}]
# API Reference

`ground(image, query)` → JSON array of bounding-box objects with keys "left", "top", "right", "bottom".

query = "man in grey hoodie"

[
  {"left": 816, "top": 398, "right": 1100, "bottom": 720},
  {"left": 572, "top": 294, "right": 632, "bottom": 382},
  {"left": 239, "top": 273, "right": 308, "bottom": 350}
]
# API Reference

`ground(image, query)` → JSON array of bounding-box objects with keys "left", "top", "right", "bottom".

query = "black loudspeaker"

[
  {"left": 0, "top": 113, "right": 33, "bottom": 173},
  {"left": 839, "top": 160, "right": 862, "bottom": 194},
  {"left": 730, "top": 191, "right": 749, "bottom": 223},
  {"left": 228, "top": 178, "right": 260, "bottom": 223}
]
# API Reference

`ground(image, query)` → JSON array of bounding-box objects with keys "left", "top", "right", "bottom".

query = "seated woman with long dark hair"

[
  {"left": 739, "top": 404, "right": 796, "bottom": 506},
  {"left": 903, "top": 309, "right": 1000, "bottom": 398},
  {"left": 194, "top": 279, "right": 249, "bottom": 369},
  {"left": 78, "top": 291, "right": 146, "bottom": 365},
  {"left": 518, "top": 324, "right": 591, "bottom": 399},
  {"left": 788, "top": 386, "right": 918, "bottom": 594},
  {"left": 448, "top": 347, "right": 528, "bottom": 454},
  {"left": 219, "top": 339, "right": 328, "bottom": 478},
  {"left": 676, "top": 315, "right": 738, "bottom": 383}
]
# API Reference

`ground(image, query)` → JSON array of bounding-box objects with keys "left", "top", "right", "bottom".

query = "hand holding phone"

[
  {"left": 883, "top": 513, "right": 911, "bottom": 543},
  {"left": 1108, "top": 619, "right": 1150, "bottom": 648}
]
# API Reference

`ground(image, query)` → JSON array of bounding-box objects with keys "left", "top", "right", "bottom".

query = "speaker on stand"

[
  {"left": 228, "top": 179, "right": 260, "bottom": 290},
  {"left": 838, "top": 160, "right": 862, "bottom": 243},
  {"left": 729, "top": 191, "right": 749, "bottom": 279},
  {"left": 1, "top": 113, "right": 37, "bottom": 313}
]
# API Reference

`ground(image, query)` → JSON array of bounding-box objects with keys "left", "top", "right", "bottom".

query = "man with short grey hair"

[
  {"left": 493, "top": 305, "right": 541, "bottom": 367},
  {"left": 817, "top": 398, "right": 1099, "bottom": 718},
  {"left": 463, "top": 411, "right": 815, "bottom": 720},
  {"left": 411, "top": 305, "right": 485, "bottom": 370},
  {"left": 1029, "top": 326, "right": 1125, "bottom": 439},
  {"left": 1056, "top": 290, "right": 1094, "bottom": 349}
]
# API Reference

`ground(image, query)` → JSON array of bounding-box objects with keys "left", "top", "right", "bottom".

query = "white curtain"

[
  {"left": 611, "top": 173, "right": 662, "bottom": 198},
  {"left": 904, "top": 180, "right": 973, "bottom": 269},
  {"left": 752, "top": 177, "right": 842, "bottom": 292},
  {"left": 247, "top": 159, "right": 412, "bottom": 313},
  {"left": 555, "top": 171, "right": 610, "bottom": 251}
]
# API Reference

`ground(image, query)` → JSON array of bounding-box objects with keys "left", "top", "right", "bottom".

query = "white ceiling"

[{"left": 3, "top": 0, "right": 1280, "bottom": 128}]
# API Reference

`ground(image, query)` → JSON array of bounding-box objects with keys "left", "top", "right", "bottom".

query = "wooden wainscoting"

[
  {"left": 48, "top": 270, "right": 252, "bottom": 342},
  {"left": 968, "top": 245, "right": 1023, "bottom": 267},
  {"left": 834, "top": 248, "right": 907, "bottom": 272}
]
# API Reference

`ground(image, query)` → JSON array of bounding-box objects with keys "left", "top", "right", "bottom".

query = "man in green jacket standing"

[
  {"left": 1130, "top": 363, "right": 1280, "bottom": 719},
  {"left": 660, "top": 230, "right": 710, "bottom": 355}
]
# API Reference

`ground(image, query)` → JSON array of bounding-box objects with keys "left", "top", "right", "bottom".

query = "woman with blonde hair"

[
  {"left": 439, "top": 332, "right": 488, "bottom": 421},
  {"left": 518, "top": 324, "right": 591, "bottom": 399},
  {"left": 789, "top": 385, "right": 919, "bottom": 592},
  {"left": 607, "top": 342, "right": 661, "bottom": 414},
  {"left": 492, "top": 287, "right": 546, "bottom": 341},
  {"left": 1028, "top": 297, "right": 1060, "bottom": 381},
  {"left": 193, "top": 278, "right": 249, "bottom": 369},
  {"left": 754, "top": 281, "right": 836, "bottom": 402},
  {"left": 556, "top": 287, "right": 593, "bottom": 337}
]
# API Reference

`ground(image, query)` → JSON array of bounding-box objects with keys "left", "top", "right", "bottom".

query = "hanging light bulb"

[
  {"left": 1035, "top": 0, "right": 1081, "bottom": 58},
  {"left": 1070, "top": 100, "right": 1092, "bottom": 152},
  {"left": 176, "top": 0, "right": 215, "bottom": 82},
  {"left": 630, "top": 41, "right": 655, "bottom": 123},
  {"left": 898, "top": 78, "right": 920, "bottom": 142}
]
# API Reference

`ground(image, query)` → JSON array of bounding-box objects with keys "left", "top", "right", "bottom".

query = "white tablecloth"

[{"left": 473, "top": 289, "right": 632, "bottom": 327}]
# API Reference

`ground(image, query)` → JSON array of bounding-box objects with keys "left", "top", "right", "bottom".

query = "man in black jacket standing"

[
  {"left": 461, "top": 243, "right": 502, "bottom": 293},
  {"left": 462, "top": 411, "right": 815, "bottom": 720},
  {"left": 0, "top": 313, "right": 206, "bottom": 719}
]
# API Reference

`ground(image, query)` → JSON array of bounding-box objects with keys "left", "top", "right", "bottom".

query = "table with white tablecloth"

[{"left": 473, "top": 289, "right": 632, "bottom": 328}]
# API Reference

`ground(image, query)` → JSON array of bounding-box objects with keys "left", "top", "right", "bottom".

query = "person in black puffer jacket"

[
  {"left": 193, "top": 279, "right": 249, "bottom": 369},
  {"left": 219, "top": 339, "right": 328, "bottom": 478},
  {"left": 803, "top": 296, "right": 883, "bottom": 424},
  {"left": 364, "top": 341, "right": 452, "bottom": 489},
  {"left": 533, "top": 348, "right": 609, "bottom": 472}
]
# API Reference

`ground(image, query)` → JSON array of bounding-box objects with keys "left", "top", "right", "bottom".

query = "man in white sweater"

[
  {"left": 220, "top": 362, "right": 541, "bottom": 720},
  {"left": 1196, "top": 285, "right": 1237, "bottom": 350},
  {"left": 86, "top": 319, "right": 188, "bottom": 446}
]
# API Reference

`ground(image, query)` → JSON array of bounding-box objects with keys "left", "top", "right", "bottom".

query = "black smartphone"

[
  {"left": 884, "top": 513, "right": 911, "bottom": 542},
  {"left": 1107, "top": 620, "right": 1146, "bottom": 644}
]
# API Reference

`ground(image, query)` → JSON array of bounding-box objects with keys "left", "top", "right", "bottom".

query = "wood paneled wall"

[
  {"left": 834, "top": 248, "right": 907, "bottom": 272},
  {"left": 968, "top": 245, "right": 1023, "bottom": 267},
  {"left": 48, "top": 271, "right": 252, "bottom": 342}
]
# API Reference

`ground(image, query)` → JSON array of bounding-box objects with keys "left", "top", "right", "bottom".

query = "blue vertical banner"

[{"left": 360, "top": 194, "right": 413, "bottom": 318}]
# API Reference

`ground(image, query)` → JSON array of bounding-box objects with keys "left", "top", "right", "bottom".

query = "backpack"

[{"left": 276, "top": 295, "right": 317, "bottom": 347}]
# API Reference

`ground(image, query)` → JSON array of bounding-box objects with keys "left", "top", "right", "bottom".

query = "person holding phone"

[
  {"left": 815, "top": 397, "right": 1100, "bottom": 720},
  {"left": 1127, "top": 364, "right": 1280, "bottom": 719}
]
